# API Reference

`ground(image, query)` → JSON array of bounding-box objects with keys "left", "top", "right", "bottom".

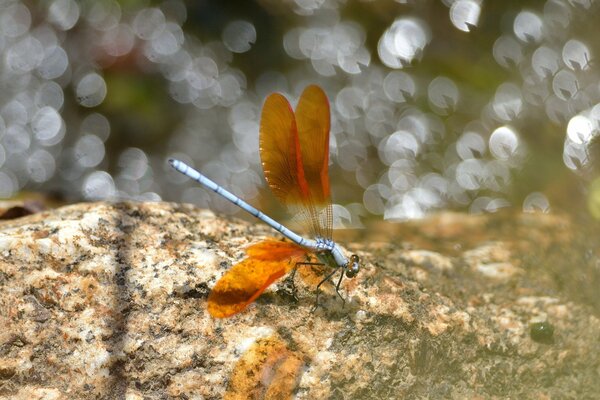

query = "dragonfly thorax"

[
  {"left": 315, "top": 237, "right": 335, "bottom": 251},
  {"left": 315, "top": 239, "right": 361, "bottom": 279}
]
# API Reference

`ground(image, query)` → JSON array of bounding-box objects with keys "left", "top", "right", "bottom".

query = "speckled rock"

[{"left": 0, "top": 202, "right": 598, "bottom": 399}]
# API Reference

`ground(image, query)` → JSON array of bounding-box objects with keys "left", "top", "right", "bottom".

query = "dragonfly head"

[{"left": 345, "top": 254, "right": 360, "bottom": 278}]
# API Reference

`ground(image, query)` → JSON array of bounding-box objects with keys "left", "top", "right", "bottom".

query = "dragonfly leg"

[
  {"left": 334, "top": 269, "right": 346, "bottom": 308},
  {"left": 311, "top": 267, "right": 340, "bottom": 313}
]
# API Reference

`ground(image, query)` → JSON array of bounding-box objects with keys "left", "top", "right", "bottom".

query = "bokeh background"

[{"left": 1, "top": 0, "right": 599, "bottom": 227}]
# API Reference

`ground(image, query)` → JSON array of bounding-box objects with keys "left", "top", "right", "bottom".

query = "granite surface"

[{"left": 0, "top": 202, "right": 598, "bottom": 399}]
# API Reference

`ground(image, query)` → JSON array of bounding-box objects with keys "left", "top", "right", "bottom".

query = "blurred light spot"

[
  {"left": 202, "top": 161, "right": 231, "bottom": 187},
  {"left": 523, "top": 192, "right": 550, "bottom": 213},
  {"left": 27, "top": 149, "right": 56, "bottom": 183},
  {"left": 0, "top": 171, "right": 17, "bottom": 198},
  {"left": 569, "top": 0, "right": 592, "bottom": 10},
  {"left": 192, "top": 85, "right": 221, "bottom": 109},
  {"left": 363, "top": 184, "right": 388, "bottom": 215},
  {"left": 294, "top": 22, "right": 369, "bottom": 75},
  {"left": 377, "top": 35, "right": 401, "bottom": 69},
  {"left": 231, "top": 117, "right": 259, "bottom": 154},
  {"left": 222, "top": 20, "right": 256, "bottom": 53},
  {"left": 294, "top": 0, "right": 327, "bottom": 15},
  {"left": 31, "top": 106, "right": 64, "bottom": 145},
  {"left": 380, "top": 130, "right": 419, "bottom": 165},
  {"left": 283, "top": 28, "right": 304, "bottom": 60},
  {"left": 217, "top": 73, "right": 243, "bottom": 106},
  {"left": 162, "top": 0, "right": 187, "bottom": 25},
  {"left": 493, "top": 36, "right": 523, "bottom": 68},
  {"left": 138, "top": 192, "right": 161, "bottom": 202},
  {"left": 449, "top": 0, "right": 481, "bottom": 32},
  {"left": 420, "top": 173, "right": 449, "bottom": 197},
  {"left": 204, "top": 41, "right": 233, "bottom": 69},
  {"left": 411, "top": 186, "right": 442, "bottom": 209},
  {"left": 7, "top": 37, "right": 44, "bottom": 72},
  {"left": 37, "top": 46, "right": 69, "bottom": 80},
  {"left": 169, "top": 80, "right": 198, "bottom": 104},
  {"left": 74, "top": 134, "right": 105, "bottom": 167},
  {"left": 456, "top": 159, "right": 485, "bottom": 190},
  {"left": 387, "top": 159, "right": 417, "bottom": 191},
  {"left": 531, "top": 46, "right": 559, "bottom": 78},
  {"left": 567, "top": 115, "right": 595, "bottom": 144},
  {"left": 456, "top": 131, "right": 486, "bottom": 159},
  {"left": 397, "top": 114, "right": 429, "bottom": 144},
  {"left": 338, "top": 46, "right": 370, "bottom": 74},
  {"left": 220, "top": 146, "right": 249, "bottom": 174},
  {"left": 81, "top": 113, "right": 111, "bottom": 142},
  {"left": 335, "top": 87, "right": 365, "bottom": 119},
  {"left": 332, "top": 204, "right": 352, "bottom": 229},
  {"left": 383, "top": 71, "right": 415, "bottom": 102},
  {"left": 151, "top": 22, "right": 184, "bottom": 56},
  {"left": 545, "top": 95, "right": 569, "bottom": 124},
  {"left": 337, "top": 139, "right": 367, "bottom": 171},
  {"left": 484, "top": 160, "right": 511, "bottom": 190},
  {"left": 35, "top": 81, "right": 65, "bottom": 110},
  {"left": 32, "top": 24, "right": 59, "bottom": 49},
  {"left": 563, "top": 141, "right": 588, "bottom": 170},
  {"left": 344, "top": 203, "right": 367, "bottom": 228},
  {"left": 48, "top": 0, "right": 80, "bottom": 31},
  {"left": 0, "top": 3, "right": 31, "bottom": 37},
  {"left": 187, "top": 56, "right": 218, "bottom": 90},
  {"left": 230, "top": 169, "right": 261, "bottom": 199},
  {"left": 85, "top": 1, "right": 121, "bottom": 31},
  {"left": 115, "top": 177, "right": 140, "bottom": 198},
  {"left": 489, "top": 126, "right": 519, "bottom": 160},
  {"left": 159, "top": 49, "right": 192, "bottom": 82},
  {"left": 590, "top": 103, "right": 600, "bottom": 124},
  {"left": 384, "top": 192, "right": 426, "bottom": 220},
  {"left": 118, "top": 148, "right": 148, "bottom": 180},
  {"left": 311, "top": 58, "right": 335, "bottom": 77},
  {"left": 354, "top": 161, "right": 377, "bottom": 189},
  {"left": 366, "top": 103, "right": 393, "bottom": 127},
  {"left": 522, "top": 75, "right": 549, "bottom": 106},
  {"left": 181, "top": 186, "right": 211, "bottom": 208},
  {"left": 76, "top": 73, "right": 107, "bottom": 107},
  {"left": 552, "top": 69, "right": 579, "bottom": 100},
  {"left": 133, "top": 8, "right": 166, "bottom": 40},
  {"left": 83, "top": 171, "right": 116, "bottom": 200},
  {"left": 4, "top": 125, "right": 31, "bottom": 153},
  {"left": 513, "top": 11, "right": 543, "bottom": 43},
  {"left": 1, "top": 100, "right": 27, "bottom": 127},
  {"left": 562, "top": 39, "right": 591, "bottom": 71},
  {"left": 470, "top": 197, "right": 510, "bottom": 213},
  {"left": 544, "top": 0, "right": 571, "bottom": 30},
  {"left": 428, "top": 76, "right": 459, "bottom": 114},
  {"left": 102, "top": 24, "right": 135, "bottom": 57},
  {"left": 492, "top": 83, "right": 523, "bottom": 121},
  {"left": 378, "top": 17, "right": 430, "bottom": 68}
]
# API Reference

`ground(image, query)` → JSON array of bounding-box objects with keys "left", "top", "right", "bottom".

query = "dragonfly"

[{"left": 169, "top": 84, "right": 360, "bottom": 318}]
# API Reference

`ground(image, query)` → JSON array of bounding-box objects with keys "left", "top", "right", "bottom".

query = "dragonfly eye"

[{"left": 345, "top": 254, "right": 360, "bottom": 278}]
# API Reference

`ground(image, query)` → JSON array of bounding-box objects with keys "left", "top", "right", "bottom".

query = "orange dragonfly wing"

[
  {"left": 295, "top": 85, "right": 331, "bottom": 205},
  {"left": 259, "top": 85, "right": 332, "bottom": 239},
  {"left": 295, "top": 85, "right": 332, "bottom": 239},
  {"left": 207, "top": 239, "right": 309, "bottom": 318},
  {"left": 259, "top": 93, "right": 311, "bottom": 209}
]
